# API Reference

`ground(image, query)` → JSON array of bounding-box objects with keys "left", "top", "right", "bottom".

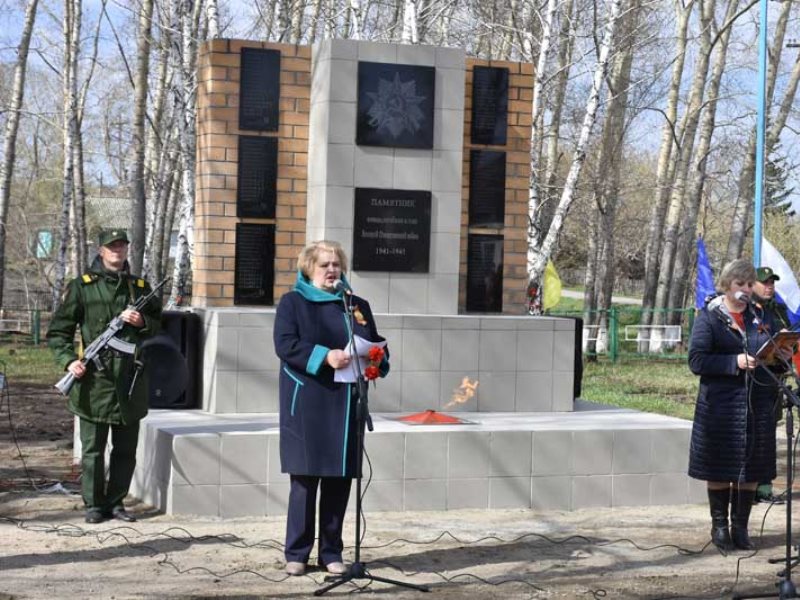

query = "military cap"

[
  {"left": 756, "top": 266, "right": 780, "bottom": 282},
  {"left": 98, "top": 229, "right": 129, "bottom": 246}
]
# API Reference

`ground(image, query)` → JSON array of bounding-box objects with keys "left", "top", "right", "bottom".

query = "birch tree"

[
  {"left": 638, "top": 0, "right": 694, "bottom": 345},
  {"left": 0, "top": 0, "right": 39, "bottom": 309},
  {"left": 648, "top": 0, "right": 716, "bottom": 344},
  {"left": 665, "top": 0, "right": 741, "bottom": 316},
  {"left": 527, "top": 0, "right": 624, "bottom": 311},
  {"left": 129, "top": 0, "right": 155, "bottom": 275},
  {"left": 168, "top": 0, "right": 204, "bottom": 305},
  {"left": 583, "top": 0, "right": 641, "bottom": 355},
  {"left": 53, "top": 0, "right": 81, "bottom": 309},
  {"left": 725, "top": 0, "right": 796, "bottom": 260}
]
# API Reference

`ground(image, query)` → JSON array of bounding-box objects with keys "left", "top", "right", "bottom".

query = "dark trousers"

[
  {"left": 79, "top": 418, "right": 140, "bottom": 511},
  {"left": 285, "top": 475, "right": 352, "bottom": 565}
]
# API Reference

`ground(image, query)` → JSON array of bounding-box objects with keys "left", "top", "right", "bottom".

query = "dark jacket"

[
  {"left": 753, "top": 294, "right": 791, "bottom": 329},
  {"left": 46, "top": 257, "right": 162, "bottom": 425},
  {"left": 687, "top": 295, "right": 781, "bottom": 482},
  {"left": 274, "top": 273, "right": 389, "bottom": 478}
]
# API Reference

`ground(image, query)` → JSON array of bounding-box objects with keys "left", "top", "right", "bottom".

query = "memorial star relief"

[{"left": 366, "top": 73, "right": 427, "bottom": 139}]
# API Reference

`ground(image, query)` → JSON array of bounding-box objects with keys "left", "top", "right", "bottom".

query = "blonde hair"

[
  {"left": 717, "top": 258, "right": 756, "bottom": 292},
  {"left": 297, "top": 240, "right": 348, "bottom": 278}
]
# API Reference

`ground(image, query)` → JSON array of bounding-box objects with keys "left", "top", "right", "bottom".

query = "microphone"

[
  {"left": 734, "top": 291, "right": 756, "bottom": 305},
  {"left": 333, "top": 279, "right": 353, "bottom": 295}
]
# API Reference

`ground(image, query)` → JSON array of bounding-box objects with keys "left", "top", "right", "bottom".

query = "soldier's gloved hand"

[
  {"left": 121, "top": 309, "right": 144, "bottom": 328},
  {"left": 68, "top": 360, "right": 87, "bottom": 379}
]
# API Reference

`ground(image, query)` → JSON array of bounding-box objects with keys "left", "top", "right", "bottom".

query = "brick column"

[{"left": 194, "top": 39, "right": 311, "bottom": 307}]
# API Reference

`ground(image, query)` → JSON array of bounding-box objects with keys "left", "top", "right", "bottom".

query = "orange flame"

[{"left": 443, "top": 377, "right": 479, "bottom": 409}]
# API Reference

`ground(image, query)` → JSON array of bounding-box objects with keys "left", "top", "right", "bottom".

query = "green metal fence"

[
  {"left": 549, "top": 307, "right": 696, "bottom": 363},
  {"left": 0, "top": 309, "right": 45, "bottom": 345}
]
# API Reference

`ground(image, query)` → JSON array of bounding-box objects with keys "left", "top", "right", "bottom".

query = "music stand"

[
  {"left": 756, "top": 332, "right": 800, "bottom": 366},
  {"left": 314, "top": 291, "right": 429, "bottom": 596},
  {"left": 734, "top": 331, "right": 800, "bottom": 599}
]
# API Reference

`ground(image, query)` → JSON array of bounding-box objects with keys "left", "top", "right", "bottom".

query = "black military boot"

[
  {"left": 708, "top": 487, "right": 732, "bottom": 552},
  {"left": 731, "top": 487, "right": 757, "bottom": 550}
]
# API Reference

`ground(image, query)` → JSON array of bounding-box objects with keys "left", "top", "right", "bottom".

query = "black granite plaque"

[
  {"left": 234, "top": 223, "right": 274, "bottom": 306},
  {"left": 353, "top": 188, "right": 431, "bottom": 272},
  {"left": 356, "top": 62, "right": 435, "bottom": 149},
  {"left": 469, "top": 150, "right": 506, "bottom": 227},
  {"left": 471, "top": 66, "right": 509, "bottom": 145},
  {"left": 239, "top": 48, "right": 280, "bottom": 131},
  {"left": 466, "top": 234, "right": 504, "bottom": 312},
  {"left": 237, "top": 136, "right": 277, "bottom": 218}
]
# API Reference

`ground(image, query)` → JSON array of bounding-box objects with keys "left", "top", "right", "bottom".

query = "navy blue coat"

[
  {"left": 273, "top": 274, "right": 388, "bottom": 478},
  {"left": 688, "top": 297, "right": 782, "bottom": 483}
]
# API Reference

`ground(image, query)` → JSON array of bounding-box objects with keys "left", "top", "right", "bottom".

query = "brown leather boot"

[{"left": 708, "top": 487, "right": 732, "bottom": 552}]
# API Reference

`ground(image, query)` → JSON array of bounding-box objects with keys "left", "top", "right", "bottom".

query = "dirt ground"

[{"left": 2, "top": 387, "right": 800, "bottom": 599}]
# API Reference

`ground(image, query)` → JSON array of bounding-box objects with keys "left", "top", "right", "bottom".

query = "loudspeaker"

[{"left": 144, "top": 310, "right": 201, "bottom": 409}]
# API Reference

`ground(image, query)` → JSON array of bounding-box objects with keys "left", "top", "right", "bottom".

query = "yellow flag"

[{"left": 542, "top": 260, "right": 562, "bottom": 311}]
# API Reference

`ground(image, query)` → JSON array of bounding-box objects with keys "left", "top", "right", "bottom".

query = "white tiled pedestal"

[
  {"left": 200, "top": 309, "right": 578, "bottom": 414},
  {"left": 131, "top": 403, "right": 703, "bottom": 517}
]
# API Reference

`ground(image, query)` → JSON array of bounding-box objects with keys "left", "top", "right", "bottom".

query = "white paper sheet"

[{"left": 333, "top": 335, "right": 388, "bottom": 383}]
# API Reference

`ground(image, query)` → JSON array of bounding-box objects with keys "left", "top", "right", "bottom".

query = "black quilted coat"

[{"left": 687, "top": 297, "right": 782, "bottom": 483}]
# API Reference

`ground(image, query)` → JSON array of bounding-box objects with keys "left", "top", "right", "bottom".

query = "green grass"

[
  {"left": 0, "top": 339, "right": 63, "bottom": 387},
  {"left": 580, "top": 358, "right": 698, "bottom": 420},
  {"left": 0, "top": 338, "right": 700, "bottom": 421}
]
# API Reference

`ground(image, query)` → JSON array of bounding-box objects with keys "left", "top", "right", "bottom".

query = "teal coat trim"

[{"left": 306, "top": 344, "right": 330, "bottom": 375}]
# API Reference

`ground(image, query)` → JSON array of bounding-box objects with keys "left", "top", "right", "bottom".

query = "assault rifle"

[{"left": 54, "top": 277, "right": 169, "bottom": 396}]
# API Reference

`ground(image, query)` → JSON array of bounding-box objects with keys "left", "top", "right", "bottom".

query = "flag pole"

[{"left": 753, "top": 0, "right": 768, "bottom": 266}]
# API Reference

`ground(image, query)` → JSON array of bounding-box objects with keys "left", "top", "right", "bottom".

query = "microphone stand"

[
  {"left": 734, "top": 318, "right": 800, "bottom": 600},
  {"left": 314, "top": 288, "right": 429, "bottom": 596}
]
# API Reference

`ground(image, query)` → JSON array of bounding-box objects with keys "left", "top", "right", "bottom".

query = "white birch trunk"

[
  {"left": 524, "top": 0, "right": 558, "bottom": 313},
  {"left": 667, "top": 0, "right": 740, "bottom": 315},
  {"left": 402, "top": 0, "right": 418, "bottom": 43},
  {"left": 527, "top": 0, "right": 623, "bottom": 295},
  {"left": 0, "top": 0, "right": 39, "bottom": 308},
  {"left": 638, "top": 0, "right": 694, "bottom": 340},
  {"left": 129, "top": 0, "right": 155, "bottom": 276},
  {"left": 54, "top": 0, "right": 81, "bottom": 310},
  {"left": 168, "top": 0, "right": 200, "bottom": 305},
  {"left": 207, "top": 0, "right": 220, "bottom": 37}
]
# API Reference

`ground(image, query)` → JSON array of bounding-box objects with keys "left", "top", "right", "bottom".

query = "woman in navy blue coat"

[
  {"left": 688, "top": 258, "right": 784, "bottom": 552},
  {"left": 274, "top": 240, "right": 388, "bottom": 576}
]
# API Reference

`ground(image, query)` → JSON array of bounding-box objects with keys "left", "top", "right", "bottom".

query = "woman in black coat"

[
  {"left": 274, "top": 240, "right": 388, "bottom": 576},
  {"left": 688, "top": 258, "right": 784, "bottom": 552}
]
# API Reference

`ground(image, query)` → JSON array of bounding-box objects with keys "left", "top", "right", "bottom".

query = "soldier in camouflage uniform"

[
  {"left": 752, "top": 266, "right": 791, "bottom": 505},
  {"left": 47, "top": 230, "right": 162, "bottom": 523}
]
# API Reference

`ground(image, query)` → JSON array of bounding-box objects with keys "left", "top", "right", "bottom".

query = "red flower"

[
  {"left": 364, "top": 365, "right": 380, "bottom": 380},
  {"left": 367, "top": 346, "right": 385, "bottom": 363}
]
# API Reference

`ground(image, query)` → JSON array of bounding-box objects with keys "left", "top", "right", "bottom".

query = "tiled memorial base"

[
  {"left": 130, "top": 401, "right": 704, "bottom": 517},
  {"left": 200, "top": 309, "right": 578, "bottom": 415}
]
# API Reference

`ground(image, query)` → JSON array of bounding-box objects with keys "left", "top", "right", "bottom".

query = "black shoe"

[
  {"left": 109, "top": 507, "right": 137, "bottom": 522},
  {"left": 85, "top": 508, "right": 105, "bottom": 524}
]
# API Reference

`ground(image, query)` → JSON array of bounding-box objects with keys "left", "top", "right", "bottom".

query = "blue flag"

[{"left": 696, "top": 237, "right": 715, "bottom": 309}]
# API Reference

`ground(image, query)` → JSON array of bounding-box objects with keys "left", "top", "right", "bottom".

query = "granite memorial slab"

[
  {"left": 353, "top": 187, "right": 431, "bottom": 272},
  {"left": 471, "top": 66, "right": 509, "bottom": 146},
  {"left": 239, "top": 48, "right": 280, "bottom": 131},
  {"left": 234, "top": 223, "right": 275, "bottom": 306},
  {"left": 466, "top": 233, "right": 504, "bottom": 312},
  {"left": 356, "top": 62, "right": 435, "bottom": 149},
  {"left": 236, "top": 136, "right": 277, "bottom": 218},
  {"left": 469, "top": 150, "right": 506, "bottom": 227}
]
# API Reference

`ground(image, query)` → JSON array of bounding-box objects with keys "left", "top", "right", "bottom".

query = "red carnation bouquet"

[{"left": 364, "top": 345, "right": 385, "bottom": 381}]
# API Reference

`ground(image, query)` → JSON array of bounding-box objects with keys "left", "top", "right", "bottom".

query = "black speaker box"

[{"left": 145, "top": 310, "right": 201, "bottom": 409}]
